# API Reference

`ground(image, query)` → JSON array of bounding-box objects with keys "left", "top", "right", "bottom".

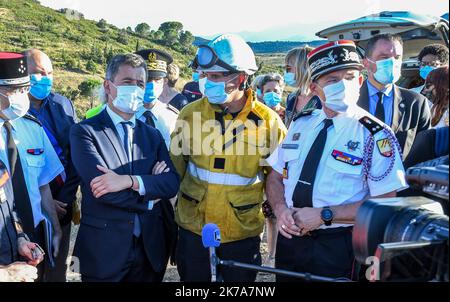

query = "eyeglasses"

[
  {"left": 193, "top": 45, "right": 239, "bottom": 73},
  {"left": 419, "top": 61, "right": 441, "bottom": 68}
]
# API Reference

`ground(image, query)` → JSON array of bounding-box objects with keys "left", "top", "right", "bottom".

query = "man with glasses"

[
  {"left": 411, "top": 44, "right": 449, "bottom": 95},
  {"left": 0, "top": 52, "right": 63, "bottom": 281},
  {"left": 170, "top": 34, "right": 287, "bottom": 282}
]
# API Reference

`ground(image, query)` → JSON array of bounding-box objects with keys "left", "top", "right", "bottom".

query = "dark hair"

[
  {"left": 106, "top": 53, "right": 147, "bottom": 81},
  {"left": 427, "top": 66, "right": 449, "bottom": 127},
  {"left": 418, "top": 44, "right": 449, "bottom": 65},
  {"left": 260, "top": 73, "right": 284, "bottom": 91},
  {"left": 365, "top": 34, "right": 403, "bottom": 58}
]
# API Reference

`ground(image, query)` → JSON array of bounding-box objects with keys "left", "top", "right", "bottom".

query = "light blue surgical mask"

[
  {"left": 144, "top": 82, "right": 163, "bottom": 104},
  {"left": 420, "top": 65, "right": 436, "bottom": 80},
  {"left": 263, "top": 92, "right": 282, "bottom": 108},
  {"left": 256, "top": 88, "right": 262, "bottom": 98},
  {"left": 369, "top": 57, "right": 402, "bottom": 85},
  {"left": 192, "top": 72, "right": 200, "bottom": 82},
  {"left": 111, "top": 83, "right": 144, "bottom": 114},
  {"left": 0, "top": 91, "right": 30, "bottom": 120},
  {"left": 30, "top": 74, "right": 53, "bottom": 100},
  {"left": 284, "top": 72, "right": 296, "bottom": 87},
  {"left": 204, "top": 75, "right": 239, "bottom": 105}
]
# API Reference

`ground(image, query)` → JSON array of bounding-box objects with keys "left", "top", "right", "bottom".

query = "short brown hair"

[
  {"left": 365, "top": 34, "right": 403, "bottom": 58},
  {"left": 166, "top": 63, "right": 180, "bottom": 88}
]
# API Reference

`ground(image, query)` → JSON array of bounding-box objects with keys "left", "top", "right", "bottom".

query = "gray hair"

[{"left": 105, "top": 53, "right": 147, "bottom": 81}]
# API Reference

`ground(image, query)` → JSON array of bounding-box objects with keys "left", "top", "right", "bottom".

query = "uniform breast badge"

[{"left": 332, "top": 150, "right": 363, "bottom": 166}]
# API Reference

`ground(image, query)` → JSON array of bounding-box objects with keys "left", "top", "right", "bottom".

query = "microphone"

[{"left": 202, "top": 223, "right": 221, "bottom": 282}]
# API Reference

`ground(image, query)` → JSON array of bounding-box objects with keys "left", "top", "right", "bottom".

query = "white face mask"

[
  {"left": 321, "top": 78, "right": 361, "bottom": 113},
  {"left": 110, "top": 83, "right": 144, "bottom": 114},
  {"left": 0, "top": 91, "right": 30, "bottom": 121}
]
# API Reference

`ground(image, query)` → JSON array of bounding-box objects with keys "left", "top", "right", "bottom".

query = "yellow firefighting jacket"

[{"left": 170, "top": 89, "right": 287, "bottom": 243}]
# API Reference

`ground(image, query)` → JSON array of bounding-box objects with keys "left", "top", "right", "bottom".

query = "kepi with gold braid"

[{"left": 135, "top": 48, "right": 173, "bottom": 78}]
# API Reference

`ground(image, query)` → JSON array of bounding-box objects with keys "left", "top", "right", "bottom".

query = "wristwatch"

[{"left": 321, "top": 206, "right": 334, "bottom": 226}]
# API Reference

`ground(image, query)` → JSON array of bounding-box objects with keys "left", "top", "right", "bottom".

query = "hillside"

[
  {"left": 194, "top": 37, "right": 327, "bottom": 54},
  {"left": 0, "top": 0, "right": 196, "bottom": 117}
]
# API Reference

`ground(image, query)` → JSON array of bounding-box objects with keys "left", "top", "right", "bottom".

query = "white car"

[{"left": 316, "top": 11, "right": 449, "bottom": 89}]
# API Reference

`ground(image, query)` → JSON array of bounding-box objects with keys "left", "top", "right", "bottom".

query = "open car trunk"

[{"left": 316, "top": 11, "right": 449, "bottom": 88}]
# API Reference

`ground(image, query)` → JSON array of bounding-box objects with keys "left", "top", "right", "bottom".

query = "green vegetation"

[{"left": 0, "top": 0, "right": 196, "bottom": 117}]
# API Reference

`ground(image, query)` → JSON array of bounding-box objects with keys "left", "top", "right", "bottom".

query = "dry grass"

[{"left": 67, "top": 223, "right": 276, "bottom": 282}]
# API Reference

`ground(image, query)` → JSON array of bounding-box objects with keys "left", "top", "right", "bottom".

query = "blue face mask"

[
  {"left": 144, "top": 82, "right": 163, "bottom": 104},
  {"left": 192, "top": 72, "right": 200, "bottom": 82},
  {"left": 369, "top": 57, "right": 402, "bottom": 85},
  {"left": 263, "top": 92, "right": 282, "bottom": 108},
  {"left": 256, "top": 88, "right": 262, "bottom": 98},
  {"left": 284, "top": 72, "right": 296, "bottom": 87},
  {"left": 204, "top": 75, "right": 239, "bottom": 105},
  {"left": 420, "top": 65, "right": 436, "bottom": 80},
  {"left": 204, "top": 79, "right": 228, "bottom": 104},
  {"left": 30, "top": 74, "right": 53, "bottom": 100}
]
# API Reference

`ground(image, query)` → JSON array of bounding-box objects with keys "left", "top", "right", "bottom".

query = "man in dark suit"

[
  {"left": 70, "top": 53, "right": 180, "bottom": 282},
  {"left": 24, "top": 49, "right": 80, "bottom": 282},
  {"left": 357, "top": 34, "right": 431, "bottom": 158}
]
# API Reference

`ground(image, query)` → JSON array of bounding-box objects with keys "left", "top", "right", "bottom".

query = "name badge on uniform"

[
  {"left": 376, "top": 139, "right": 393, "bottom": 157},
  {"left": 27, "top": 148, "right": 44, "bottom": 155},
  {"left": 282, "top": 144, "right": 299, "bottom": 150},
  {"left": 332, "top": 150, "right": 363, "bottom": 166}
]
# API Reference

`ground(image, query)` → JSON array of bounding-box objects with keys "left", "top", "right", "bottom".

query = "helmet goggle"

[{"left": 194, "top": 45, "right": 239, "bottom": 73}]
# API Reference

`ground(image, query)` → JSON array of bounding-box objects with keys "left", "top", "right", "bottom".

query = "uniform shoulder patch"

[
  {"left": 293, "top": 108, "right": 315, "bottom": 122},
  {"left": 359, "top": 116, "right": 383, "bottom": 136},
  {"left": 23, "top": 114, "right": 42, "bottom": 126},
  {"left": 166, "top": 104, "right": 179, "bottom": 115}
]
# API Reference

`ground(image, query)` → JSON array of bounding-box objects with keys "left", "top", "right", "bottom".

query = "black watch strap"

[{"left": 321, "top": 206, "right": 333, "bottom": 226}]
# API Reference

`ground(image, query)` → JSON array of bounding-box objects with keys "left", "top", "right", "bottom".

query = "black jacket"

[{"left": 357, "top": 81, "right": 431, "bottom": 159}]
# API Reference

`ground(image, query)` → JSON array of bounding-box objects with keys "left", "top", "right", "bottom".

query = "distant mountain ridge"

[{"left": 194, "top": 37, "right": 327, "bottom": 54}]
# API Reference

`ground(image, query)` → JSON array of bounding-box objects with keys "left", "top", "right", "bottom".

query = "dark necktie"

[
  {"left": 120, "top": 121, "right": 133, "bottom": 173},
  {"left": 375, "top": 92, "right": 385, "bottom": 122},
  {"left": 143, "top": 111, "right": 155, "bottom": 128},
  {"left": 120, "top": 121, "right": 140, "bottom": 237},
  {"left": 3, "top": 121, "right": 35, "bottom": 235},
  {"left": 292, "top": 119, "right": 333, "bottom": 208}
]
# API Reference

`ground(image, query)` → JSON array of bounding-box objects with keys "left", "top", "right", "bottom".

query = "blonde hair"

[
  {"left": 285, "top": 46, "right": 313, "bottom": 96},
  {"left": 166, "top": 63, "right": 180, "bottom": 88}
]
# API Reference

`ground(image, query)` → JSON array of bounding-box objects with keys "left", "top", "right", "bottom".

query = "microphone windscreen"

[{"left": 202, "top": 223, "right": 221, "bottom": 248}]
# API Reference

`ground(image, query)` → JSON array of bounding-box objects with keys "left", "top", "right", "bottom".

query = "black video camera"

[{"left": 352, "top": 157, "right": 449, "bottom": 282}]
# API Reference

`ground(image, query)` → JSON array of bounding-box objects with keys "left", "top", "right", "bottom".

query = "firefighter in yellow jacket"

[{"left": 170, "top": 34, "right": 287, "bottom": 282}]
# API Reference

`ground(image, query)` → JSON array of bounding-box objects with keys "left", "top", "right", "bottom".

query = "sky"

[{"left": 39, "top": 0, "right": 449, "bottom": 41}]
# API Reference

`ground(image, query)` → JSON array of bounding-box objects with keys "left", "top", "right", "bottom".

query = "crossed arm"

[{"left": 70, "top": 124, "right": 180, "bottom": 212}]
